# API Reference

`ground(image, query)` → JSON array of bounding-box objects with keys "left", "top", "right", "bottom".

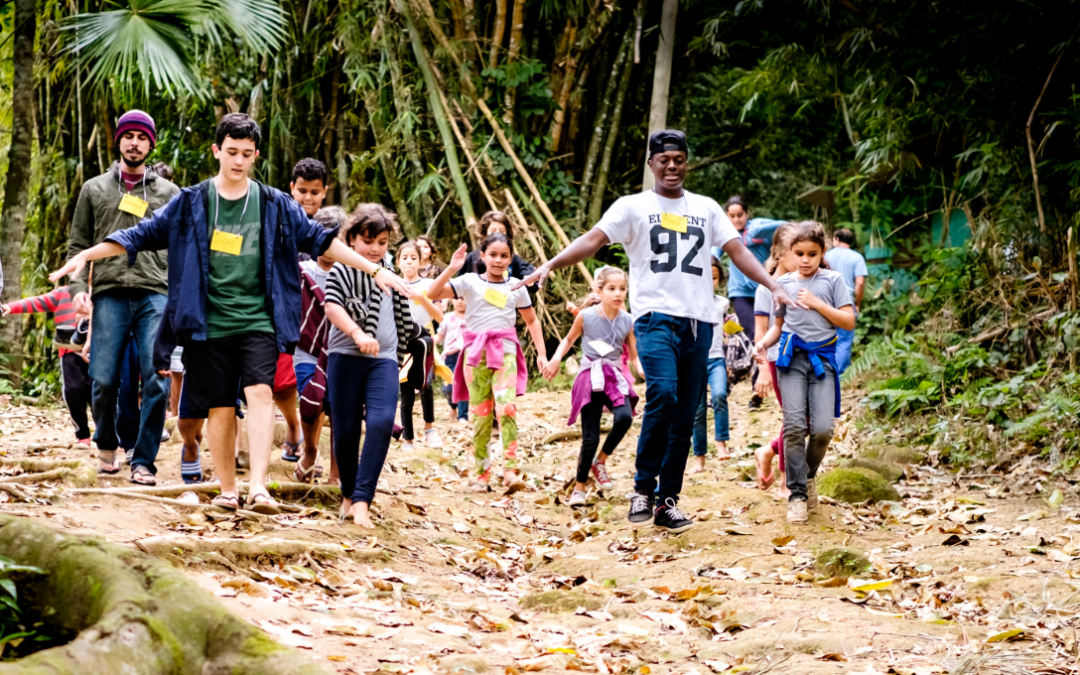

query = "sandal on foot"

[
  {"left": 281, "top": 436, "right": 303, "bottom": 462},
  {"left": 98, "top": 451, "right": 121, "bottom": 475},
  {"left": 293, "top": 461, "right": 318, "bottom": 483},
  {"left": 246, "top": 492, "right": 282, "bottom": 515},
  {"left": 130, "top": 465, "right": 156, "bottom": 486},
  {"left": 210, "top": 494, "right": 239, "bottom": 511},
  {"left": 181, "top": 458, "right": 204, "bottom": 484}
]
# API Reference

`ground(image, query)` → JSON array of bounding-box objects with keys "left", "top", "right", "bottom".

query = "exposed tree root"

[
  {"left": 0, "top": 457, "right": 86, "bottom": 471},
  {"left": 539, "top": 425, "right": 610, "bottom": 446},
  {"left": 0, "top": 514, "right": 329, "bottom": 674},
  {"left": 0, "top": 464, "right": 96, "bottom": 487},
  {"left": 70, "top": 481, "right": 341, "bottom": 501},
  {"left": 135, "top": 534, "right": 382, "bottom": 562},
  {"left": 77, "top": 489, "right": 309, "bottom": 514}
]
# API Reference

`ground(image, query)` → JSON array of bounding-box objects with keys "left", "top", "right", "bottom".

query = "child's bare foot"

[
  {"left": 502, "top": 469, "right": 525, "bottom": 489},
  {"left": 349, "top": 501, "right": 375, "bottom": 529},
  {"left": 340, "top": 497, "right": 352, "bottom": 521},
  {"left": 715, "top": 441, "right": 731, "bottom": 460},
  {"left": 688, "top": 455, "right": 706, "bottom": 475},
  {"left": 778, "top": 484, "right": 791, "bottom": 500},
  {"left": 754, "top": 445, "right": 775, "bottom": 490}
]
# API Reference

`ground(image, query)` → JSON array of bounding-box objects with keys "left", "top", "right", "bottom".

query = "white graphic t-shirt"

[{"left": 595, "top": 189, "right": 740, "bottom": 324}]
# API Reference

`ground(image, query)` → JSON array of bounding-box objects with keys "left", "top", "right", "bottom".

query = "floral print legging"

[{"left": 463, "top": 347, "right": 518, "bottom": 477}]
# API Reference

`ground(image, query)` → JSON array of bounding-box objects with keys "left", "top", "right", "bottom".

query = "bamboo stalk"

[
  {"left": 395, "top": 0, "right": 476, "bottom": 228},
  {"left": 576, "top": 34, "right": 629, "bottom": 225},
  {"left": 472, "top": 96, "right": 593, "bottom": 284},
  {"left": 435, "top": 83, "right": 496, "bottom": 218},
  {"left": 489, "top": 0, "right": 507, "bottom": 69}
]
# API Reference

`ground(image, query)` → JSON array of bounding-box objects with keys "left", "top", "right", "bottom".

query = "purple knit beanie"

[{"left": 115, "top": 110, "right": 157, "bottom": 148}]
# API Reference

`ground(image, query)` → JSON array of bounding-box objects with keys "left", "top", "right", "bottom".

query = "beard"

[{"left": 120, "top": 147, "right": 147, "bottom": 168}]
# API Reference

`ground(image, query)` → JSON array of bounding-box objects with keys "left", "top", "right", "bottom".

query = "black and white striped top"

[{"left": 325, "top": 261, "right": 416, "bottom": 365}]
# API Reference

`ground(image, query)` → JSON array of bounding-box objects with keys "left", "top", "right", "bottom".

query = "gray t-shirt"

[
  {"left": 327, "top": 291, "right": 399, "bottom": 360},
  {"left": 755, "top": 285, "right": 779, "bottom": 362},
  {"left": 449, "top": 272, "right": 531, "bottom": 354},
  {"left": 580, "top": 306, "right": 633, "bottom": 363},
  {"left": 774, "top": 269, "right": 853, "bottom": 343}
]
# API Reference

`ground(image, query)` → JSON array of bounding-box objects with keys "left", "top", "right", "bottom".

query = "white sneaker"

[
  {"left": 787, "top": 499, "right": 808, "bottom": 523},
  {"left": 807, "top": 478, "right": 819, "bottom": 509},
  {"left": 425, "top": 428, "right": 443, "bottom": 449},
  {"left": 569, "top": 490, "right": 587, "bottom": 508},
  {"left": 402, "top": 441, "right": 415, "bottom": 451}
]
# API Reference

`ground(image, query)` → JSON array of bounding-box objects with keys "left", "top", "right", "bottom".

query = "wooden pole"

[{"left": 642, "top": 0, "right": 678, "bottom": 190}]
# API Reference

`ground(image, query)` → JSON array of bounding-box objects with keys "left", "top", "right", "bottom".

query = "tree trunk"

[
  {"left": 382, "top": 14, "right": 433, "bottom": 224},
  {"left": 546, "top": 0, "right": 605, "bottom": 152},
  {"left": 588, "top": 21, "right": 637, "bottom": 226},
  {"left": 502, "top": 0, "right": 525, "bottom": 123},
  {"left": 642, "top": 0, "right": 678, "bottom": 190},
  {"left": 337, "top": 89, "right": 350, "bottom": 208},
  {"left": 363, "top": 90, "right": 418, "bottom": 237},
  {"left": 576, "top": 35, "right": 629, "bottom": 226},
  {"left": 489, "top": 0, "right": 507, "bottom": 68},
  {"left": 396, "top": 0, "right": 477, "bottom": 231},
  {"left": 0, "top": 0, "right": 36, "bottom": 387},
  {"left": 0, "top": 515, "right": 329, "bottom": 674}
]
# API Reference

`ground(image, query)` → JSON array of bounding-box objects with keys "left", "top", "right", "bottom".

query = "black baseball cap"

[{"left": 648, "top": 129, "right": 688, "bottom": 157}]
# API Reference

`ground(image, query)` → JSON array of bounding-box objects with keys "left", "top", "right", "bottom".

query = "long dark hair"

[{"left": 788, "top": 220, "right": 830, "bottom": 269}]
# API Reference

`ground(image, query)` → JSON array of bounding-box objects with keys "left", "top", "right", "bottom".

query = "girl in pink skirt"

[{"left": 543, "top": 267, "right": 643, "bottom": 507}]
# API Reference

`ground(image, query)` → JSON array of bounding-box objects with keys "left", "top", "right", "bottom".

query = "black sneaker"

[
  {"left": 627, "top": 491, "right": 655, "bottom": 525},
  {"left": 653, "top": 498, "right": 694, "bottom": 533},
  {"left": 748, "top": 394, "right": 763, "bottom": 411}
]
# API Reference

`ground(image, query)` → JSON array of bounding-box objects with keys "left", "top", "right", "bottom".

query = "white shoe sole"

[{"left": 655, "top": 521, "right": 694, "bottom": 534}]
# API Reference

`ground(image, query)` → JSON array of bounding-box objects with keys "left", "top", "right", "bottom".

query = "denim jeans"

[
  {"left": 835, "top": 326, "right": 855, "bottom": 375},
  {"left": 89, "top": 290, "right": 169, "bottom": 473},
  {"left": 692, "top": 357, "right": 729, "bottom": 456},
  {"left": 116, "top": 338, "right": 141, "bottom": 451},
  {"left": 442, "top": 352, "right": 468, "bottom": 420},
  {"left": 327, "top": 353, "right": 399, "bottom": 504},
  {"left": 776, "top": 350, "right": 836, "bottom": 501},
  {"left": 633, "top": 312, "right": 711, "bottom": 504}
]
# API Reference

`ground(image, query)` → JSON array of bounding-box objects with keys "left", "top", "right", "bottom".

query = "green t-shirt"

[{"left": 206, "top": 181, "right": 274, "bottom": 338}]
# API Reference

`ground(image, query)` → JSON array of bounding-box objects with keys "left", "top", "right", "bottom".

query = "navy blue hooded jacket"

[{"left": 107, "top": 179, "right": 339, "bottom": 358}]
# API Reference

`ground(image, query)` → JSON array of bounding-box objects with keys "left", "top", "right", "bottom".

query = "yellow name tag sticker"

[
  {"left": 588, "top": 339, "right": 616, "bottom": 357},
  {"left": 660, "top": 212, "right": 688, "bottom": 233},
  {"left": 210, "top": 229, "right": 244, "bottom": 255},
  {"left": 483, "top": 288, "right": 508, "bottom": 309},
  {"left": 118, "top": 194, "right": 149, "bottom": 218},
  {"left": 723, "top": 319, "right": 744, "bottom": 335}
]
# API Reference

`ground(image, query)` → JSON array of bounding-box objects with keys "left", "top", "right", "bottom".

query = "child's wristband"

[{"left": 369, "top": 266, "right": 383, "bottom": 278}]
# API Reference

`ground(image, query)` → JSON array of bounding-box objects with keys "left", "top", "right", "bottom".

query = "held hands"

[
  {"left": 0, "top": 304, "right": 9, "bottom": 318},
  {"left": 796, "top": 288, "right": 823, "bottom": 310},
  {"left": 772, "top": 284, "right": 808, "bottom": 311},
  {"left": 541, "top": 357, "right": 561, "bottom": 381},
  {"left": 514, "top": 263, "right": 551, "bottom": 292},
  {"left": 351, "top": 328, "right": 380, "bottom": 355},
  {"left": 374, "top": 269, "right": 414, "bottom": 298},
  {"left": 50, "top": 253, "right": 87, "bottom": 284},
  {"left": 752, "top": 342, "right": 767, "bottom": 365},
  {"left": 72, "top": 292, "right": 93, "bottom": 317},
  {"left": 447, "top": 244, "right": 469, "bottom": 273},
  {"left": 536, "top": 355, "right": 549, "bottom": 375}
]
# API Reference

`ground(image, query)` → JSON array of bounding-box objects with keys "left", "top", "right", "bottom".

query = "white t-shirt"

[
  {"left": 449, "top": 273, "right": 531, "bottom": 353},
  {"left": 437, "top": 312, "right": 466, "bottom": 354},
  {"left": 595, "top": 189, "right": 740, "bottom": 323},
  {"left": 708, "top": 295, "right": 730, "bottom": 359},
  {"left": 407, "top": 277, "right": 435, "bottom": 329}
]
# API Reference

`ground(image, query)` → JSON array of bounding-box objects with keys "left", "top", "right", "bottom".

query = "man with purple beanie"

[{"left": 65, "top": 110, "right": 180, "bottom": 482}]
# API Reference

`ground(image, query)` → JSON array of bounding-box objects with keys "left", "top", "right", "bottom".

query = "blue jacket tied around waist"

[
  {"left": 106, "top": 180, "right": 340, "bottom": 356},
  {"left": 775, "top": 332, "right": 841, "bottom": 417}
]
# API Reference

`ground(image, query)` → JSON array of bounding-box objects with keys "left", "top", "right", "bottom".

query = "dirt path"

[{"left": 1, "top": 381, "right": 1078, "bottom": 674}]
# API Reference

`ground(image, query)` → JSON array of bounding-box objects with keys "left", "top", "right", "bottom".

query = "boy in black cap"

[{"left": 519, "top": 129, "right": 799, "bottom": 532}]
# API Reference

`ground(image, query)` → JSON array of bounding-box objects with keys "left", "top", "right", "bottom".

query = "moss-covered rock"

[
  {"left": 816, "top": 467, "right": 901, "bottom": 503},
  {"left": 841, "top": 458, "right": 904, "bottom": 482},
  {"left": 863, "top": 444, "right": 924, "bottom": 466},
  {"left": 815, "top": 547, "right": 870, "bottom": 579}
]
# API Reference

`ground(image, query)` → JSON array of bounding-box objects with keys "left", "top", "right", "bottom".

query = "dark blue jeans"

[
  {"left": 327, "top": 353, "right": 399, "bottom": 504},
  {"left": 89, "top": 290, "right": 169, "bottom": 473},
  {"left": 692, "top": 357, "right": 730, "bottom": 456},
  {"left": 633, "top": 312, "right": 711, "bottom": 504},
  {"left": 116, "top": 338, "right": 141, "bottom": 451},
  {"left": 442, "top": 352, "right": 468, "bottom": 420}
]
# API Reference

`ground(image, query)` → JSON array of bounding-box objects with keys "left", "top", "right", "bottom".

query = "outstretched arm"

[
  {"left": 324, "top": 239, "right": 413, "bottom": 298},
  {"left": 50, "top": 242, "right": 127, "bottom": 283},
  {"left": 519, "top": 306, "right": 548, "bottom": 371},
  {"left": 542, "top": 312, "right": 585, "bottom": 380},
  {"left": 514, "top": 228, "right": 610, "bottom": 291}
]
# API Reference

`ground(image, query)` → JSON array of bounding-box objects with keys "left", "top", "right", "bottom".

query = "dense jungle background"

[{"left": 2, "top": 0, "right": 1080, "bottom": 469}]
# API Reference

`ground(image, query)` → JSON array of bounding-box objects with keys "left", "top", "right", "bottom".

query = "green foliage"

[{"left": 0, "top": 554, "right": 44, "bottom": 659}]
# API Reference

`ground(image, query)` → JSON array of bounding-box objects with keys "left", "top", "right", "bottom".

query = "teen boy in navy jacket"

[{"left": 52, "top": 113, "right": 413, "bottom": 513}]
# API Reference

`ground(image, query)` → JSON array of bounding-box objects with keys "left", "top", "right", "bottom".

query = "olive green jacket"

[{"left": 67, "top": 162, "right": 181, "bottom": 298}]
